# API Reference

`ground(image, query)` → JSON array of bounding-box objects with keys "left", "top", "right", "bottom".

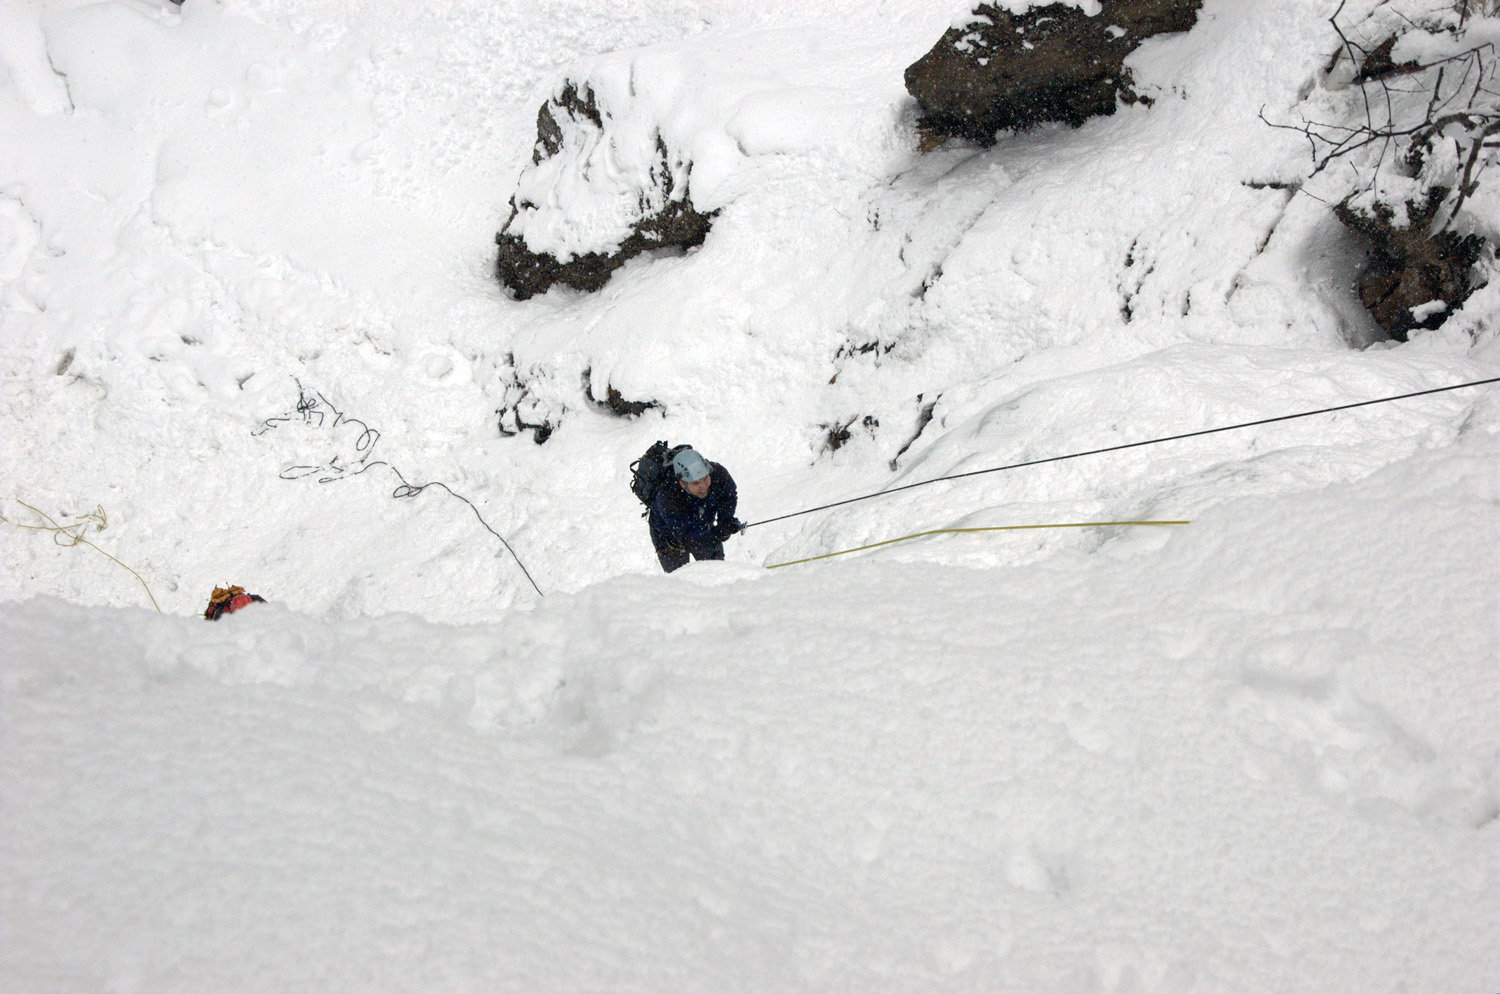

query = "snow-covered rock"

[
  {"left": 1284, "top": 4, "right": 1500, "bottom": 341},
  {"left": 1335, "top": 186, "right": 1486, "bottom": 341},
  {"left": 904, "top": 0, "right": 1203, "bottom": 143},
  {"left": 495, "top": 80, "right": 716, "bottom": 299},
  {"left": 491, "top": 20, "right": 914, "bottom": 299}
]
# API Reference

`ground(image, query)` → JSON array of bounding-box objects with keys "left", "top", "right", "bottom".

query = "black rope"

[
  {"left": 255, "top": 385, "right": 544, "bottom": 598},
  {"left": 384, "top": 465, "right": 544, "bottom": 599},
  {"left": 747, "top": 375, "right": 1500, "bottom": 528}
]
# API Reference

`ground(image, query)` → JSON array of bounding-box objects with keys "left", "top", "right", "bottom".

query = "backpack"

[
  {"left": 630, "top": 440, "right": 690, "bottom": 515},
  {"left": 204, "top": 585, "right": 266, "bottom": 621}
]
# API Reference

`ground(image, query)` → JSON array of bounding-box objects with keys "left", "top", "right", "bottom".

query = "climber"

[
  {"left": 203, "top": 585, "right": 266, "bottom": 620},
  {"left": 648, "top": 447, "right": 742, "bottom": 573}
]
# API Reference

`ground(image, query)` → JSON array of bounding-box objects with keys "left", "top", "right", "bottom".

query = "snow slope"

[
  {"left": 5, "top": 433, "right": 1498, "bottom": 991},
  {"left": 2, "top": 0, "right": 1497, "bottom": 611},
  {"left": 2, "top": 0, "right": 1498, "bottom": 989}
]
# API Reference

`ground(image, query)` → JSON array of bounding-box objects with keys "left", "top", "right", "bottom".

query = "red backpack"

[{"left": 204, "top": 585, "right": 265, "bottom": 620}]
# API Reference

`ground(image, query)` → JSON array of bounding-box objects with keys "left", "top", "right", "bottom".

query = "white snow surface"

[{"left": 2, "top": 0, "right": 1498, "bottom": 990}]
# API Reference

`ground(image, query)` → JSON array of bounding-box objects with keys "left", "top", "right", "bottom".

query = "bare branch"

[
  {"left": 1277, "top": 6, "right": 1498, "bottom": 238},
  {"left": 1442, "top": 117, "right": 1500, "bottom": 225}
]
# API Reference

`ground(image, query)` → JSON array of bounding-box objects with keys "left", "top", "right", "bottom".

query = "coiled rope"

[
  {"left": 4, "top": 501, "right": 162, "bottom": 611},
  {"left": 255, "top": 385, "right": 544, "bottom": 598}
]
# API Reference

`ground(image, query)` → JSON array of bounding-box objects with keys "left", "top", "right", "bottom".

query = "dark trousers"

[{"left": 651, "top": 523, "right": 724, "bottom": 573}]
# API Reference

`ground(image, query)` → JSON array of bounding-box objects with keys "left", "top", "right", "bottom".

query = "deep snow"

[
  {"left": 2, "top": 0, "right": 1498, "bottom": 990},
  {"left": 4, "top": 435, "right": 1498, "bottom": 990}
]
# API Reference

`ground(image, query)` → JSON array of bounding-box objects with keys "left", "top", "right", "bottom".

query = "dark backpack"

[{"left": 630, "top": 440, "right": 690, "bottom": 515}]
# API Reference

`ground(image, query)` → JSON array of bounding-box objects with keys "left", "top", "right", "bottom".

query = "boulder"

[
  {"left": 494, "top": 361, "right": 559, "bottom": 444},
  {"left": 1334, "top": 187, "right": 1485, "bottom": 342},
  {"left": 904, "top": 0, "right": 1202, "bottom": 145},
  {"left": 583, "top": 367, "right": 662, "bottom": 418},
  {"left": 495, "top": 80, "right": 716, "bottom": 300}
]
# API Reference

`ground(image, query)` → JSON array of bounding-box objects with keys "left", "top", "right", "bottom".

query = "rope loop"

[{"left": 4, "top": 500, "right": 161, "bottom": 612}]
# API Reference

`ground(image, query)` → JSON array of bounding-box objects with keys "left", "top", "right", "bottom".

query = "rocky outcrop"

[
  {"left": 904, "top": 0, "right": 1202, "bottom": 145},
  {"left": 494, "top": 360, "right": 558, "bottom": 444},
  {"left": 583, "top": 368, "right": 662, "bottom": 418},
  {"left": 1334, "top": 187, "right": 1485, "bottom": 342},
  {"left": 1350, "top": 34, "right": 1422, "bottom": 85},
  {"left": 495, "top": 81, "right": 716, "bottom": 300}
]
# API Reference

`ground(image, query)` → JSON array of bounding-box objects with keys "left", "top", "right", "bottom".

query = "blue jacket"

[{"left": 650, "top": 462, "right": 738, "bottom": 545}]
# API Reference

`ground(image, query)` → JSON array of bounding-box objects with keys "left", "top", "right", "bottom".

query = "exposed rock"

[
  {"left": 495, "top": 81, "right": 716, "bottom": 300},
  {"left": 532, "top": 81, "right": 601, "bottom": 163},
  {"left": 904, "top": 0, "right": 1203, "bottom": 145},
  {"left": 823, "top": 415, "right": 879, "bottom": 453},
  {"left": 583, "top": 368, "right": 662, "bottom": 418},
  {"left": 1333, "top": 187, "right": 1485, "bottom": 341},
  {"left": 889, "top": 394, "right": 939, "bottom": 470},
  {"left": 1351, "top": 34, "right": 1422, "bottom": 85},
  {"left": 829, "top": 337, "right": 897, "bottom": 384},
  {"left": 496, "top": 403, "right": 554, "bottom": 445},
  {"left": 495, "top": 364, "right": 558, "bottom": 444}
]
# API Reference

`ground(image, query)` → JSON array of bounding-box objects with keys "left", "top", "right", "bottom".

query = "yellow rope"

[
  {"left": 765, "top": 520, "right": 1190, "bottom": 569},
  {"left": 3, "top": 501, "right": 162, "bottom": 612}
]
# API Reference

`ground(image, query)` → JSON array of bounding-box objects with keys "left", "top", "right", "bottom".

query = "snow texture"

[{"left": 2, "top": 0, "right": 1498, "bottom": 990}]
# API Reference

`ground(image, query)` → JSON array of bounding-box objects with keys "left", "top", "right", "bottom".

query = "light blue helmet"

[{"left": 671, "top": 448, "right": 711, "bottom": 482}]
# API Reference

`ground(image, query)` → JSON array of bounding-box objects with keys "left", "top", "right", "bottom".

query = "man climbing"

[{"left": 649, "top": 447, "right": 742, "bottom": 573}]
